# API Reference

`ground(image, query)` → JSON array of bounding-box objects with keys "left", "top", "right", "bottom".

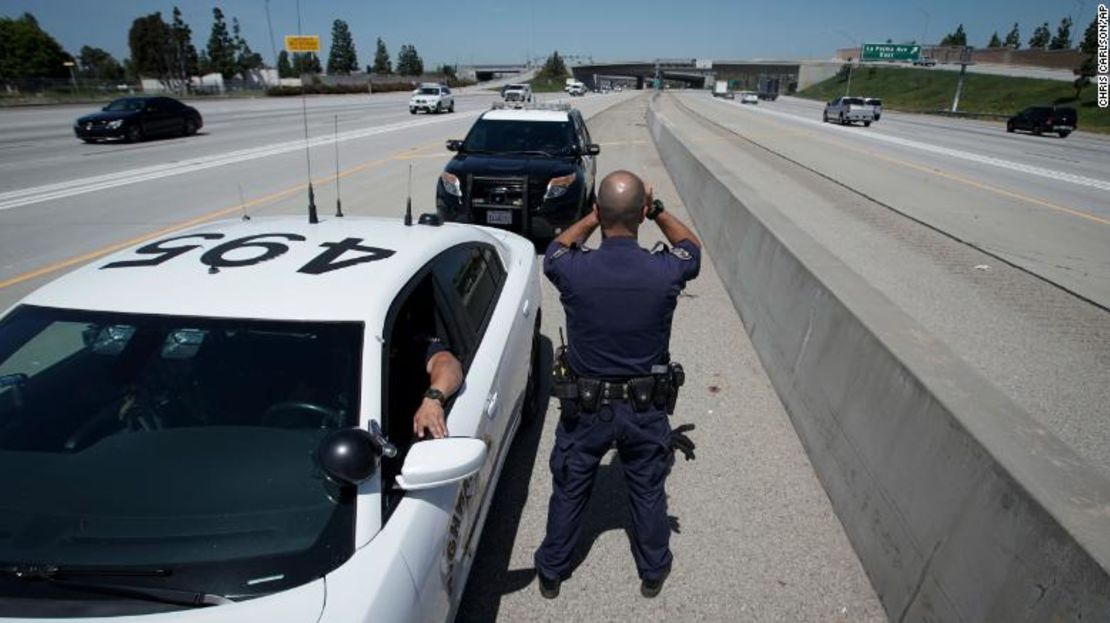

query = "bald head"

[{"left": 596, "top": 170, "right": 646, "bottom": 233}]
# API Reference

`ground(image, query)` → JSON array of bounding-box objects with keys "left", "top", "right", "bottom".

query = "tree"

[
  {"left": 372, "top": 37, "right": 391, "bottom": 74},
  {"left": 939, "top": 24, "right": 967, "bottom": 47},
  {"left": 539, "top": 51, "right": 568, "bottom": 79},
  {"left": 232, "top": 17, "right": 263, "bottom": 79},
  {"left": 0, "top": 13, "right": 72, "bottom": 83},
  {"left": 1049, "top": 17, "right": 1072, "bottom": 50},
  {"left": 1028, "top": 22, "right": 1051, "bottom": 49},
  {"left": 277, "top": 50, "right": 293, "bottom": 78},
  {"left": 396, "top": 44, "right": 424, "bottom": 76},
  {"left": 170, "top": 6, "right": 198, "bottom": 79},
  {"left": 204, "top": 7, "right": 236, "bottom": 78},
  {"left": 1073, "top": 18, "right": 1100, "bottom": 98},
  {"left": 987, "top": 31, "right": 1002, "bottom": 48},
  {"left": 78, "top": 46, "right": 124, "bottom": 81},
  {"left": 128, "top": 13, "right": 174, "bottom": 82},
  {"left": 292, "top": 52, "right": 321, "bottom": 75},
  {"left": 1004, "top": 22, "right": 1021, "bottom": 48},
  {"left": 326, "top": 19, "right": 358, "bottom": 74}
]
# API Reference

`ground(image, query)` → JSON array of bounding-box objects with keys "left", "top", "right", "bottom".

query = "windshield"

[
  {"left": 463, "top": 119, "right": 577, "bottom": 155},
  {"left": 104, "top": 98, "right": 145, "bottom": 112},
  {"left": 0, "top": 305, "right": 360, "bottom": 600},
  {"left": 418, "top": 87, "right": 440, "bottom": 95}
]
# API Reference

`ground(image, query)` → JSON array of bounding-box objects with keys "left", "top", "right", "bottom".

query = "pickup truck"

[{"left": 823, "top": 96, "right": 877, "bottom": 126}]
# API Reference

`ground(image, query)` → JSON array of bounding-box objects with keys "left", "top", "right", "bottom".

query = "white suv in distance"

[
  {"left": 502, "top": 84, "right": 532, "bottom": 106},
  {"left": 409, "top": 84, "right": 454, "bottom": 114}
]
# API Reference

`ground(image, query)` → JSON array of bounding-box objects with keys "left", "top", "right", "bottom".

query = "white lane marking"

[
  {"left": 701, "top": 96, "right": 1110, "bottom": 193},
  {"left": 0, "top": 110, "right": 482, "bottom": 212}
]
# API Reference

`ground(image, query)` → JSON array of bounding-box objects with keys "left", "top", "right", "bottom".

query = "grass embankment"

[
  {"left": 527, "top": 76, "right": 569, "bottom": 93},
  {"left": 796, "top": 66, "right": 1109, "bottom": 133}
]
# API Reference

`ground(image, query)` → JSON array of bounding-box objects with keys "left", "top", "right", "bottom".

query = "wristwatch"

[
  {"left": 424, "top": 387, "right": 447, "bottom": 407},
  {"left": 646, "top": 198, "right": 665, "bottom": 220}
]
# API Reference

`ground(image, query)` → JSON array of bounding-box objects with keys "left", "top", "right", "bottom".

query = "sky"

[{"left": 0, "top": 0, "right": 1096, "bottom": 69}]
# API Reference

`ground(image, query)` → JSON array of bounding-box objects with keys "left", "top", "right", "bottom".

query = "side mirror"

[
  {"left": 317, "top": 428, "right": 378, "bottom": 485},
  {"left": 585, "top": 143, "right": 601, "bottom": 156},
  {"left": 395, "top": 438, "right": 486, "bottom": 490},
  {"left": 446, "top": 139, "right": 463, "bottom": 152}
]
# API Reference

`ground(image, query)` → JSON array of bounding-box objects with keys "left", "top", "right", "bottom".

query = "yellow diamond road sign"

[{"left": 284, "top": 35, "right": 320, "bottom": 53}]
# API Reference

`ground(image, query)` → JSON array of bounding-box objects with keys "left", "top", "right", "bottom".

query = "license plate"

[{"left": 486, "top": 210, "right": 512, "bottom": 225}]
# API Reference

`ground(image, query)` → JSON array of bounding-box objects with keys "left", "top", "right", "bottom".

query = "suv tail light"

[{"left": 1047, "top": 115, "right": 1055, "bottom": 125}]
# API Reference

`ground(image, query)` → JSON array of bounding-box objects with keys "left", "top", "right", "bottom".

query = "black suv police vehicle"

[
  {"left": 1006, "top": 106, "right": 1077, "bottom": 138},
  {"left": 436, "top": 104, "right": 599, "bottom": 241}
]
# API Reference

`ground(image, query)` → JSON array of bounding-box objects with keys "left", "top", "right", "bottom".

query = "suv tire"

[
  {"left": 1033, "top": 124, "right": 1043, "bottom": 136},
  {"left": 1058, "top": 130, "right": 1070, "bottom": 138},
  {"left": 449, "top": 101, "right": 455, "bottom": 113},
  {"left": 1006, "top": 121, "right": 1014, "bottom": 133}
]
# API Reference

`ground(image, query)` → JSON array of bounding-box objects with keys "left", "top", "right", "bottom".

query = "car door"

[
  {"left": 383, "top": 242, "right": 509, "bottom": 622},
  {"left": 1015, "top": 108, "right": 1033, "bottom": 131}
]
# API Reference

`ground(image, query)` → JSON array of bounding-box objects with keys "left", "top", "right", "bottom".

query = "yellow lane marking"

[
  {"left": 0, "top": 141, "right": 440, "bottom": 291},
  {"left": 711, "top": 106, "right": 1110, "bottom": 227}
]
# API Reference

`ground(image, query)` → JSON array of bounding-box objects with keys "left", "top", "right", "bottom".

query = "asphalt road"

[
  {"left": 0, "top": 91, "right": 884, "bottom": 620},
  {"left": 668, "top": 92, "right": 1110, "bottom": 481},
  {"left": 705, "top": 95, "right": 1110, "bottom": 309}
]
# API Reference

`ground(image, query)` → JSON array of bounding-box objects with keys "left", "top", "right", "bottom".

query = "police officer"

[{"left": 534, "top": 170, "right": 701, "bottom": 599}]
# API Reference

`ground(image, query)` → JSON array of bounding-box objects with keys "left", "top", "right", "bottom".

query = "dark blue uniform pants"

[{"left": 534, "top": 400, "right": 673, "bottom": 581}]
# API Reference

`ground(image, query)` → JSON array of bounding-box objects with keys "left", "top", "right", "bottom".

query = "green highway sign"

[{"left": 861, "top": 43, "right": 921, "bottom": 62}]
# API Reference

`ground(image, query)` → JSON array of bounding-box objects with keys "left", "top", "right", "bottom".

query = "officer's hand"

[
  {"left": 643, "top": 183, "right": 654, "bottom": 217},
  {"left": 414, "top": 399, "right": 448, "bottom": 439},
  {"left": 670, "top": 423, "right": 696, "bottom": 461}
]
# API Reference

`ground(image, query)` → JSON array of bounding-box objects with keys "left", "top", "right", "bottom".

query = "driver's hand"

[
  {"left": 644, "top": 183, "right": 654, "bottom": 209},
  {"left": 413, "top": 398, "right": 448, "bottom": 439}
]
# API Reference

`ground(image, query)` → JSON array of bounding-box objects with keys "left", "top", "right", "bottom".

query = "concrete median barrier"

[{"left": 647, "top": 94, "right": 1110, "bottom": 621}]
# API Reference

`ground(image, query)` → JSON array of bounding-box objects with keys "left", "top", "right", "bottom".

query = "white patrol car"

[
  {"left": 0, "top": 215, "right": 541, "bottom": 622},
  {"left": 410, "top": 84, "right": 455, "bottom": 115}
]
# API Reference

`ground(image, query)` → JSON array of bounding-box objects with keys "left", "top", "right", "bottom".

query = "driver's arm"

[{"left": 413, "top": 350, "right": 462, "bottom": 439}]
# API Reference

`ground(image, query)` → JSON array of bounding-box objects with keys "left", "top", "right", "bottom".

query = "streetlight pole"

[
  {"left": 834, "top": 29, "right": 858, "bottom": 96},
  {"left": 63, "top": 61, "right": 77, "bottom": 95},
  {"left": 916, "top": 7, "right": 930, "bottom": 44}
]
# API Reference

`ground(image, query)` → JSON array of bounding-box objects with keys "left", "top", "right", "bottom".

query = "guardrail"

[{"left": 647, "top": 93, "right": 1110, "bottom": 622}]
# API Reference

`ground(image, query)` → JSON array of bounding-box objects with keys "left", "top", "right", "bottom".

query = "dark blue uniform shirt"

[{"left": 544, "top": 236, "right": 701, "bottom": 378}]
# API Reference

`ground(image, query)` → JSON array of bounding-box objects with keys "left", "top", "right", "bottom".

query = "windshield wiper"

[
  {"left": 502, "top": 150, "right": 558, "bottom": 157},
  {"left": 1, "top": 564, "right": 232, "bottom": 608}
]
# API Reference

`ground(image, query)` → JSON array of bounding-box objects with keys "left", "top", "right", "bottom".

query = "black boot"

[
  {"left": 640, "top": 569, "right": 670, "bottom": 598},
  {"left": 538, "top": 573, "right": 561, "bottom": 599}
]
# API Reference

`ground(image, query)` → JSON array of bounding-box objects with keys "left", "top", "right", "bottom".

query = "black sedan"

[{"left": 74, "top": 96, "right": 203, "bottom": 143}]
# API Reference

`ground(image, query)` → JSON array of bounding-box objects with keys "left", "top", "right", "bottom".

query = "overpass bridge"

[{"left": 570, "top": 59, "right": 842, "bottom": 92}]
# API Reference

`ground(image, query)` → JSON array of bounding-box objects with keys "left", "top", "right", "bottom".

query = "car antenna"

[
  {"left": 333, "top": 114, "right": 344, "bottom": 217},
  {"left": 403, "top": 162, "right": 413, "bottom": 226},
  {"left": 295, "top": 0, "right": 318, "bottom": 225},
  {"left": 237, "top": 183, "right": 251, "bottom": 221}
]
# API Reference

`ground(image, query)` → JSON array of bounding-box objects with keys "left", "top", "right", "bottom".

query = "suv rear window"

[
  {"left": 1052, "top": 108, "right": 1077, "bottom": 123},
  {"left": 846, "top": 98, "right": 865, "bottom": 105}
]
